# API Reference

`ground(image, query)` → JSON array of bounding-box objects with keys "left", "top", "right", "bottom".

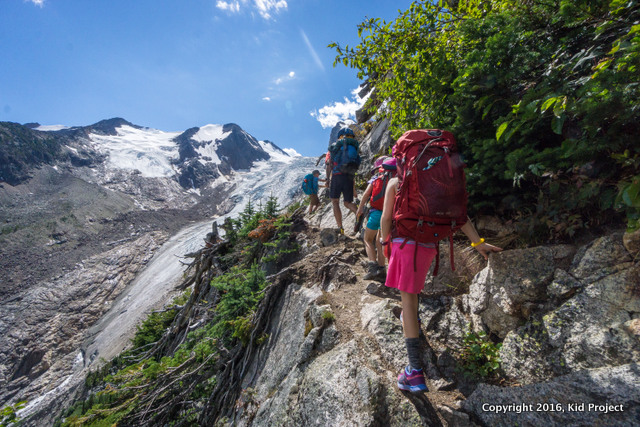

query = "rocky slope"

[
  {"left": 227, "top": 204, "right": 640, "bottom": 426},
  {"left": 0, "top": 118, "right": 305, "bottom": 421}
]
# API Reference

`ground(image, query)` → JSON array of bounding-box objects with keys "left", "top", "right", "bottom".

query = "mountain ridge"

[{"left": 1, "top": 118, "right": 292, "bottom": 188}]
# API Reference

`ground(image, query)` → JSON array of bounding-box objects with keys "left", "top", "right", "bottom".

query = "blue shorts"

[
  {"left": 366, "top": 209, "right": 382, "bottom": 230},
  {"left": 329, "top": 174, "right": 354, "bottom": 203}
]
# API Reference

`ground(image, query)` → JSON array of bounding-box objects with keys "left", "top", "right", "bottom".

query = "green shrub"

[
  {"left": 210, "top": 263, "right": 267, "bottom": 345},
  {"left": 1, "top": 401, "right": 26, "bottom": 427},
  {"left": 459, "top": 330, "right": 502, "bottom": 379},
  {"left": 321, "top": 311, "right": 336, "bottom": 323},
  {"left": 131, "top": 290, "right": 190, "bottom": 351},
  {"left": 331, "top": 0, "right": 640, "bottom": 238}
]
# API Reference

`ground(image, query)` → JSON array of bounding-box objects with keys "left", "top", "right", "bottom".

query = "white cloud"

[
  {"left": 216, "top": 0, "right": 287, "bottom": 20},
  {"left": 216, "top": 1, "right": 241, "bottom": 13},
  {"left": 254, "top": 0, "right": 288, "bottom": 19},
  {"left": 26, "top": 0, "right": 45, "bottom": 6},
  {"left": 275, "top": 70, "right": 295, "bottom": 85},
  {"left": 300, "top": 29, "right": 325, "bottom": 71},
  {"left": 262, "top": 97, "right": 271, "bottom": 101},
  {"left": 310, "top": 88, "right": 369, "bottom": 129},
  {"left": 283, "top": 147, "right": 301, "bottom": 157}
]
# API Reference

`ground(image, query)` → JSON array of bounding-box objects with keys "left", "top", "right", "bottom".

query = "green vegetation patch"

[
  {"left": 331, "top": 0, "right": 640, "bottom": 238},
  {"left": 458, "top": 329, "right": 502, "bottom": 379}
]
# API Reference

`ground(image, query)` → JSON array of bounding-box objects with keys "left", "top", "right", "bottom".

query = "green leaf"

[
  {"left": 622, "top": 182, "right": 640, "bottom": 208},
  {"left": 482, "top": 101, "right": 494, "bottom": 119},
  {"left": 540, "top": 97, "right": 557, "bottom": 113},
  {"left": 496, "top": 121, "right": 510, "bottom": 141},
  {"left": 551, "top": 115, "right": 565, "bottom": 134}
]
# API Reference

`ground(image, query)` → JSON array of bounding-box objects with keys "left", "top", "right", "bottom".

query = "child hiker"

[
  {"left": 302, "top": 170, "right": 327, "bottom": 214},
  {"left": 380, "top": 129, "right": 503, "bottom": 393},
  {"left": 355, "top": 157, "right": 397, "bottom": 280}
]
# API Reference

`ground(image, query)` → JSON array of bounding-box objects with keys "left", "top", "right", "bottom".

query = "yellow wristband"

[{"left": 471, "top": 238, "right": 485, "bottom": 248}]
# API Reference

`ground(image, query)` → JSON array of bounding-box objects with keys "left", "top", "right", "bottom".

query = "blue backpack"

[
  {"left": 302, "top": 173, "right": 315, "bottom": 195},
  {"left": 330, "top": 137, "right": 361, "bottom": 175}
]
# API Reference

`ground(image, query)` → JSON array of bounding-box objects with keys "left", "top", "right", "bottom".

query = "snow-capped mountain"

[
  {"left": 0, "top": 117, "right": 319, "bottom": 420},
  {"left": 29, "top": 118, "right": 294, "bottom": 189},
  {"left": 0, "top": 117, "right": 309, "bottom": 210},
  {"left": 170, "top": 122, "right": 291, "bottom": 189},
  {"left": 0, "top": 117, "right": 315, "bottom": 293}
]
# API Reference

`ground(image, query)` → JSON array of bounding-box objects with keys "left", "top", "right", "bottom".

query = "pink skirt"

[{"left": 384, "top": 239, "right": 436, "bottom": 294}]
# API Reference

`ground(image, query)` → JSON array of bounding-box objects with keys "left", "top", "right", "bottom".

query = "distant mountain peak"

[
  {"left": 1, "top": 119, "right": 296, "bottom": 190},
  {"left": 89, "top": 118, "right": 141, "bottom": 136}
]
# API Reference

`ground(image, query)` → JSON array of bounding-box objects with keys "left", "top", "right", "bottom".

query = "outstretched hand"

[{"left": 474, "top": 242, "right": 503, "bottom": 260}]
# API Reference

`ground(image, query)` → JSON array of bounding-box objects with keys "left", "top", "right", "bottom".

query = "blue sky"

[{"left": 1, "top": 0, "right": 415, "bottom": 157}]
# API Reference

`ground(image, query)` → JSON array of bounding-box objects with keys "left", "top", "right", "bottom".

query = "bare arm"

[
  {"left": 356, "top": 184, "right": 374, "bottom": 216},
  {"left": 460, "top": 219, "right": 503, "bottom": 260},
  {"left": 380, "top": 177, "right": 398, "bottom": 243}
]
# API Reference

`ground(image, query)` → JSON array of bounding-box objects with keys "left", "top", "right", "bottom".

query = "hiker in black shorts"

[{"left": 325, "top": 127, "right": 360, "bottom": 234}]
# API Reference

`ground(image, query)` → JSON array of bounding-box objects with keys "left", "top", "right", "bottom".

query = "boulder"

[
  {"left": 240, "top": 284, "right": 323, "bottom": 401},
  {"left": 547, "top": 268, "right": 582, "bottom": 299},
  {"left": 357, "top": 118, "right": 393, "bottom": 167},
  {"left": 569, "top": 233, "right": 631, "bottom": 281},
  {"left": 361, "top": 299, "right": 406, "bottom": 369},
  {"left": 623, "top": 228, "right": 640, "bottom": 257},
  {"left": 463, "top": 363, "right": 640, "bottom": 426},
  {"left": 319, "top": 228, "right": 338, "bottom": 247},
  {"left": 500, "top": 262, "right": 640, "bottom": 383},
  {"left": 241, "top": 293, "right": 424, "bottom": 427},
  {"left": 425, "top": 297, "right": 470, "bottom": 354},
  {"left": 361, "top": 299, "right": 441, "bottom": 383},
  {"left": 465, "top": 246, "right": 556, "bottom": 338},
  {"left": 312, "top": 202, "right": 357, "bottom": 235},
  {"left": 318, "top": 259, "right": 357, "bottom": 292},
  {"left": 474, "top": 215, "right": 517, "bottom": 237}
]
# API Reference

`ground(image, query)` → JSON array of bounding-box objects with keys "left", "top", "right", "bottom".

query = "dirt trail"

[{"left": 295, "top": 224, "right": 466, "bottom": 425}]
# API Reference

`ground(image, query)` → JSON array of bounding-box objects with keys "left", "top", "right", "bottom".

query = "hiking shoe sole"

[
  {"left": 397, "top": 383, "right": 429, "bottom": 393},
  {"left": 397, "top": 367, "right": 428, "bottom": 393}
]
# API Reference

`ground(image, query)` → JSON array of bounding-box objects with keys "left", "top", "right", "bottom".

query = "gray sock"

[{"left": 405, "top": 337, "right": 422, "bottom": 371}]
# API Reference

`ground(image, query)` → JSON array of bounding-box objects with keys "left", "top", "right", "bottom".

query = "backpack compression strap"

[{"left": 370, "top": 173, "right": 389, "bottom": 205}]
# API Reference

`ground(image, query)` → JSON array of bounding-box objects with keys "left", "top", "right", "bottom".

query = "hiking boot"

[
  {"left": 363, "top": 261, "right": 379, "bottom": 280},
  {"left": 339, "top": 227, "right": 345, "bottom": 235},
  {"left": 397, "top": 366, "right": 428, "bottom": 393}
]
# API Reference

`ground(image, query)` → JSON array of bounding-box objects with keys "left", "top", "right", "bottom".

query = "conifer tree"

[
  {"left": 264, "top": 194, "right": 279, "bottom": 218},
  {"left": 239, "top": 199, "right": 255, "bottom": 228}
]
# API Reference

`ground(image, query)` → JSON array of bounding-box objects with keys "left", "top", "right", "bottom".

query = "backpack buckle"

[{"left": 417, "top": 218, "right": 424, "bottom": 230}]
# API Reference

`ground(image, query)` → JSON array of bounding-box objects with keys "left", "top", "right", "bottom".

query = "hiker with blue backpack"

[
  {"left": 355, "top": 156, "right": 397, "bottom": 280},
  {"left": 380, "top": 129, "right": 503, "bottom": 393},
  {"left": 325, "top": 127, "right": 361, "bottom": 234},
  {"left": 301, "top": 170, "right": 327, "bottom": 214}
]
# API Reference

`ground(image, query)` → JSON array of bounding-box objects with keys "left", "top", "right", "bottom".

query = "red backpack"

[
  {"left": 392, "top": 129, "right": 468, "bottom": 274},
  {"left": 369, "top": 170, "right": 391, "bottom": 210}
]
